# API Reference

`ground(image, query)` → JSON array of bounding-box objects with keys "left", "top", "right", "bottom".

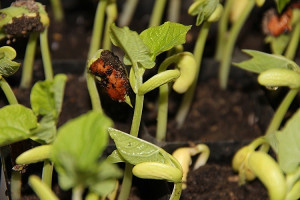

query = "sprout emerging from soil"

[
  {"left": 0, "top": 0, "right": 53, "bottom": 89},
  {"left": 0, "top": 0, "right": 49, "bottom": 40},
  {"left": 172, "top": 144, "right": 210, "bottom": 189}
]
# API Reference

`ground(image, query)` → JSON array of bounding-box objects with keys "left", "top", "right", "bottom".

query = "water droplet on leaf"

[{"left": 266, "top": 86, "right": 279, "bottom": 90}]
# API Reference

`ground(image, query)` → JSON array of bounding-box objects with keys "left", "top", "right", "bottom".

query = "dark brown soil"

[
  {"left": 0, "top": 0, "right": 289, "bottom": 199},
  {"left": 145, "top": 60, "right": 273, "bottom": 143},
  {"left": 181, "top": 164, "right": 268, "bottom": 200}
]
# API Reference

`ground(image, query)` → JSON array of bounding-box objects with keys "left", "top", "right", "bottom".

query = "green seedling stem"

[
  {"left": 0, "top": 73, "right": 20, "bottom": 200},
  {"left": 167, "top": 0, "right": 181, "bottom": 22},
  {"left": 175, "top": 21, "right": 211, "bottom": 128},
  {"left": 42, "top": 160, "right": 54, "bottom": 188},
  {"left": 215, "top": 0, "right": 234, "bottom": 60},
  {"left": 72, "top": 185, "right": 85, "bottom": 200},
  {"left": 149, "top": 0, "right": 167, "bottom": 27},
  {"left": 49, "top": 0, "right": 64, "bottom": 22},
  {"left": 0, "top": 76, "right": 18, "bottom": 105},
  {"left": 87, "top": 0, "right": 107, "bottom": 59},
  {"left": 11, "top": 172, "right": 21, "bottom": 200},
  {"left": 155, "top": 55, "right": 183, "bottom": 141},
  {"left": 40, "top": 28, "right": 54, "bottom": 81},
  {"left": 103, "top": 1, "right": 117, "bottom": 50},
  {"left": 20, "top": 32, "right": 38, "bottom": 88},
  {"left": 219, "top": 0, "right": 255, "bottom": 89},
  {"left": 118, "top": 62, "right": 144, "bottom": 200},
  {"left": 118, "top": 0, "right": 139, "bottom": 26},
  {"left": 29, "top": 175, "right": 59, "bottom": 200},
  {"left": 86, "top": 72, "right": 103, "bottom": 113},
  {"left": 285, "top": 22, "right": 300, "bottom": 60},
  {"left": 260, "top": 88, "right": 299, "bottom": 152}
]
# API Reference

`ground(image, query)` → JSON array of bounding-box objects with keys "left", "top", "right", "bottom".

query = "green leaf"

[
  {"left": 0, "top": 104, "right": 37, "bottom": 146},
  {"left": 188, "top": 0, "right": 218, "bottom": 25},
  {"left": 51, "top": 111, "right": 118, "bottom": 192},
  {"left": 275, "top": 0, "right": 290, "bottom": 13},
  {"left": 108, "top": 128, "right": 173, "bottom": 165},
  {"left": 140, "top": 22, "right": 191, "bottom": 59},
  {"left": 265, "top": 34, "right": 291, "bottom": 55},
  {"left": 31, "top": 74, "right": 67, "bottom": 119},
  {"left": 52, "top": 111, "right": 112, "bottom": 170},
  {"left": 0, "top": 46, "right": 21, "bottom": 77},
  {"left": 89, "top": 161, "right": 122, "bottom": 196},
  {"left": 30, "top": 115, "right": 57, "bottom": 144},
  {"left": 107, "top": 150, "right": 126, "bottom": 163},
  {"left": 234, "top": 50, "right": 300, "bottom": 74},
  {"left": 275, "top": 109, "right": 300, "bottom": 173},
  {"left": 110, "top": 23, "right": 155, "bottom": 69}
]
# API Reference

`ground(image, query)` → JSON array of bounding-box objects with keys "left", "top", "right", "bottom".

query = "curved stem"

[
  {"left": 149, "top": 0, "right": 167, "bottom": 27},
  {"left": 175, "top": 22, "right": 210, "bottom": 128},
  {"left": 169, "top": 182, "right": 182, "bottom": 200},
  {"left": 219, "top": 0, "right": 255, "bottom": 89},
  {"left": 72, "top": 185, "right": 84, "bottom": 200},
  {"left": 215, "top": 0, "right": 234, "bottom": 60},
  {"left": 86, "top": 72, "right": 103, "bottom": 112},
  {"left": 260, "top": 89, "right": 299, "bottom": 152},
  {"left": 155, "top": 54, "right": 185, "bottom": 141},
  {"left": 284, "top": 22, "right": 300, "bottom": 60},
  {"left": 49, "top": 0, "right": 64, "bottom": 22},
  {"left": 265, "top": 89, "right": 298, "bottom": 135},
  {"left": 167, "top": 0, "right": 181, "bottom": 22},
  {"left": 118, "top": 0, "right": 139, "bottom": 26},
  {"left": 42, "top": 160, "right": 53, "bottom": 188},
  {"left": 29, "top": 175, "right": 59, "bottom": 200},
  {"left": 0, "top": 77, "right": 18, "bottom": 104},
  {"left": 88, "top": 0, "right": 107, "bottom": 59},
  {"left": 40, "top": 28, "right": 53, "bottom": 81},
  {"left": 20, "top": 32, "right": 38, "bottom": 88}
]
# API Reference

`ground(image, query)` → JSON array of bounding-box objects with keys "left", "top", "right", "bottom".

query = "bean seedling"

[
  {"left": 87, "top": 21, "right": 195, "bottom": 199},
  {"left": 232, "top": 49, "right": 300, "bottom": 199},
  {"left": 0, "top": 0, "right": 53, "bottom": 88}
]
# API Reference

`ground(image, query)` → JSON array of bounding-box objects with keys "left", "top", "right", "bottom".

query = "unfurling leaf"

[
  {"left": 110, "top": 24, "right": 155, "bottom": 69},
  {"left": 140, "top": 22, "right": 191, "bottom": 59}
]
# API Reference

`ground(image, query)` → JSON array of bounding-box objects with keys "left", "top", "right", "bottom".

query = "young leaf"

[
  {"left": 107, "top": 150, "right": 126, "bottom": 163},
  {"left": 30, "top": 74, "right": 67, "bottom": 119},
  {"left": 108, "top": 128, "right": 173, "bottom": 165},
  {"left": 0, "top": 104, "right": 37, "bottom": 146},
  {"left": 51, "top": 111, "right": 121, "bottom": 194},
  {"left": 140, "top": 22, "right": 191, "bottom": 59},
  {"left": 265, "top": 34, "right": 291, "bottom": 55},
  {"left": 234, "top": 50, "right": 300, "bottom": 74},
  {"left": 275, "top": 0, "right": 290, "bottom": 13},
  {"left": 275, "top": 109, "right": 300, "bottom": 173},
  {"left": 89, "top": 161, "right": 122, "bottom": 196},
  {"left": 30, "top": 115, "right": 57, "bottom": 144},
  {"left": 52, "top": 111, "right": 112, "bottom": 170},
  {"left": 0, "top": 46, "right": 21, "bottom": 77},
  {"left": 188, "top": 0, "right": 218, "bottom": 25},
  {"left": 110, "top": 23, "right": 155, "bottom": 69}
]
